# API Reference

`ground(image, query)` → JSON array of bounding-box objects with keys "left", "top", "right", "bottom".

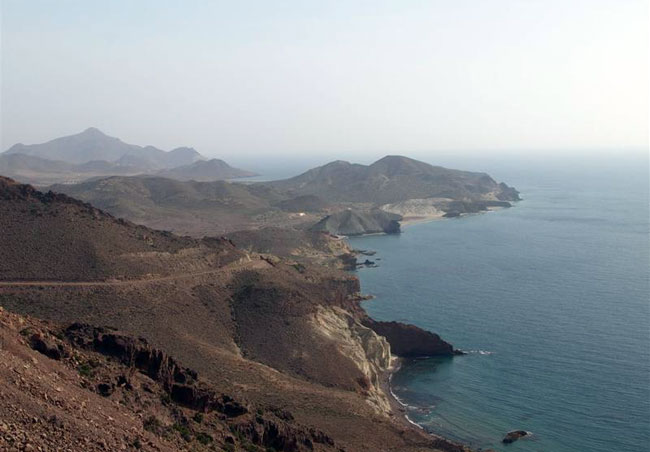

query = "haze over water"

[{"left": 349, "top": 156, "right": 649, "bottom": 452}]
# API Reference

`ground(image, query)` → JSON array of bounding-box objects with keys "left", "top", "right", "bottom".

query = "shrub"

[
  {"left": 78, "top": 363, "right": 93, "bottom": 377},
  {"left": 172, "top": 423, "right": 192, "bottom": 442},
  {"left": 196, "top": 432, "right": 213, "bottom": 445},
  {"left": 143, "top": 416, "right": 162, "bottom": 434}
]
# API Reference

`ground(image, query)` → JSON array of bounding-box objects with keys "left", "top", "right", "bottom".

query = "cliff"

[{"left": 362, "top": 319, "right": 460, "bottom": 357}]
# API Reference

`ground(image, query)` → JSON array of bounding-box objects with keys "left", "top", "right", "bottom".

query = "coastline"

[{"left": 379, "top": 355, "right": 472, "bottom": 452}]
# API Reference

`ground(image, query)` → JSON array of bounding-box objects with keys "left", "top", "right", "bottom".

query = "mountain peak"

[
  {"left": 80, "top": 127, "right": 107, "bottom": 137},
  {"left": 372, "top": 155, "right": 415, "bottom": 164}
]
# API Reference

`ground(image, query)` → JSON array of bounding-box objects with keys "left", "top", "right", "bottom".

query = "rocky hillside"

[
  {"left": 265, "top": 156, "right": 520, "bottom": 204},
  {"left": 0, "top": 177, "right": 466, "bottom": 452},
  {"left": 0, "top": 308, "right": 344, "bottom": 452},
  {"left": 48, "top": 175, "right": 311, "bottom": 236},
  {"left": 227, "top": 227, "right": 358, "bottom": 269}
]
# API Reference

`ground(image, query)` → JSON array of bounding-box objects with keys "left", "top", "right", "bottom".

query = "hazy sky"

[{"left": 1, "top": 0, "right": 648, "bottom": 160}]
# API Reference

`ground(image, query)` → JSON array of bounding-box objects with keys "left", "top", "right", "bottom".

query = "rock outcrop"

[{"left": 362, "top": 319, "right": 460, "bottom": 357}]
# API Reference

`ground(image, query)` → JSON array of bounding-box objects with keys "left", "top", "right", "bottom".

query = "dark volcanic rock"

[
  {"left": 362, "top": 319, "right": 458, "bottom": 357},
  {"left": 28, "top": 332, "right": 68, "bottom": 360},
  {"left": 64, "top": 323, "right": 248, "bottom": 416},
  {"left": 502, "top": 430, "right": 529, "bottom": 444}
]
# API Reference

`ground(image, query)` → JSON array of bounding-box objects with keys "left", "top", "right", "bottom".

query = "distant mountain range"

[{"left": 1, "top": 128, "right": 256, "bottom": 184}]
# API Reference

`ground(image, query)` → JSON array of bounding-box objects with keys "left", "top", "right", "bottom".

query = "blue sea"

[{"left": 348, "top": 156, "right": 649, "bottom": 452}]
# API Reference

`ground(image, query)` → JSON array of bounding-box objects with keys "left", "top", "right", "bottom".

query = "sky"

[{"left": 1, "top": 0, "right": 648, "bottom": 163}]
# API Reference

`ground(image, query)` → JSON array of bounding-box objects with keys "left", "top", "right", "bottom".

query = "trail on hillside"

[{"left": 0, "top": 257, "right": 271, "bottom": 287}]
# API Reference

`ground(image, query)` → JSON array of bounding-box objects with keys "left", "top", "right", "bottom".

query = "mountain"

[
  {"left": 4, "top": 127, "right": 204, "bottom": 169},
  {"left": 265, "top": 155, "right": 520, "bottom": 204},
  {"left": 0, "top": 176, "right": 465, "bottom": 452},
  {"left": 2, "top": 128, "right": 257, "bottom": 185},
  {"left": 157, "top": 158, "right": 258, "bottom": 181},
  {"left": 310, "top": 209, "right": 402, "bottom": 236}
]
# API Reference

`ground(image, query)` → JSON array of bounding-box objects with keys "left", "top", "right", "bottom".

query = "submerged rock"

[{"left": 502, "top": 430, "right": 529, "bottom": 444}]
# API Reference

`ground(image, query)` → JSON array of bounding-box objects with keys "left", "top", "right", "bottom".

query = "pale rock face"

[
  {"left": 381, "top": 197, "right": 449, "bottom": 218},
  {"left": 311, "top": 306, "right": 392, "bottom": 414}
]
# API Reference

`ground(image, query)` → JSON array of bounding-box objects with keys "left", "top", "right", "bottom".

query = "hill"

[
  {"left": 48, "top": 175, "right": 309, "bottom": 236},
  {"left": 265, "top": 155, "right": 520, "bottom": 204},
  {"left": 157, "top": 158, "right": 258, "bottom": 181},
  {"left": 0, "top": 177, "right": 466, "bottom": 452},
  {"left": 310, "top": 209, "right": 402, "bottom": 236}
]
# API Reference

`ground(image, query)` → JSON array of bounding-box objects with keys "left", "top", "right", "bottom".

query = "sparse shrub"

[
  {"left": 78, "top": 363, "right": 93, "bottom": 377},
  {"left": 132, "top": 438, "right": 142, "bottom": 449},
  {"left": 173, "top": 423, "right": 192, "bottom": 442},
  {"left": 193, "top": 412, "right": 203, "bottom": 423},
  {"left": 143, "top": 415, "right": 162, "bottom": 434},
  {"left": 196, "top": 432, "right": 213, "bottom": 445}
]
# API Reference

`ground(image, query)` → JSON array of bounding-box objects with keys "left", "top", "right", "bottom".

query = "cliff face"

[{"left": 312, "top": 306, "right": 392, "bottom": 414}]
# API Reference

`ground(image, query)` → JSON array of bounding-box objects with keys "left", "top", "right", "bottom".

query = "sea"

[{"left": 347, "top": 155, "right": 650, "bottom": 452}]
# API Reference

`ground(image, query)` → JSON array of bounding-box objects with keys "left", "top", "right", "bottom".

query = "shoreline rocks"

[{"left": 361, "top": 318, "right": 462, "bottom": 357}]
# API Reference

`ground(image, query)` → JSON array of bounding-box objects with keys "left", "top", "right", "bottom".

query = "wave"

[{"left": 463, "top": 349, "right": 495, "bottom": 355}]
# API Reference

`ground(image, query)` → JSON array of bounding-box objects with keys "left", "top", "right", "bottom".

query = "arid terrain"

[{"left": 0, "top": 176, "right": 470, "bottom": 452}]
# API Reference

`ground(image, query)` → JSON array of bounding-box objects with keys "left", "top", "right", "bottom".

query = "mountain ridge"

[{"left": 265, "top": 155, "right": 520, "bottom": 204}]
